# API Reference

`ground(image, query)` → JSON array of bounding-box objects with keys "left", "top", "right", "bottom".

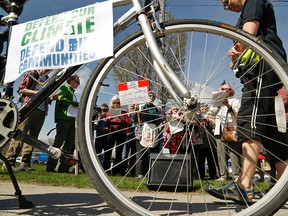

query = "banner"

[
  {"left": 5, "top": 1, "right": 113, "bottom": 83},
  {"left": 118, "top": 80, "right": 149, "bottom": 106}
]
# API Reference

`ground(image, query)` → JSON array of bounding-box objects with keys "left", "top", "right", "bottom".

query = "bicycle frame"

[{"left": 1, "top": 0, "right": 191, "bottom": 158}]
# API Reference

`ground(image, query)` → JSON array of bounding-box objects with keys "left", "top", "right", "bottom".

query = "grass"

[
  {"left": 0, "top": 163, "right": 94, "bottom": 188},
  {"left": 0, "top": 163, "right": 272, "bottom": 193}
]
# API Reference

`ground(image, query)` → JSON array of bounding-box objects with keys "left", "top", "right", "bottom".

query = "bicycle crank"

[{"left": 0, "top": 97, "right": 19, "bottom": 149}]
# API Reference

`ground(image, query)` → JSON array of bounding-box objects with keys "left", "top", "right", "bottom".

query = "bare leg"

[{"left": 237, "top": 139, "right": 261, "bottom": 190}]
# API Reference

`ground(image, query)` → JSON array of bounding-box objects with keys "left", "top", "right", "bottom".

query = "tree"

[{"left": 112, "top": 12, "right": 187, "bottom": 107}]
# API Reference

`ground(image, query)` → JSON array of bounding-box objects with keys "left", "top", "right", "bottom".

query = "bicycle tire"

[{"left": 77, "top": 19, "right": 288, "bottom": 216}]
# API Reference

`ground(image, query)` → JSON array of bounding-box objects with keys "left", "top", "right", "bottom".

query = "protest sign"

[
  {"left": 118, "top": 80, "right": 149, "bottom": 106},
  {"left": 5, "top": 1, "right": 113, "bottom": 83}
]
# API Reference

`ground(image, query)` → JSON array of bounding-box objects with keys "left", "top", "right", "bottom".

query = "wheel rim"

[{"left": 78, "top": 20, "right": 288, "bottom": 216}]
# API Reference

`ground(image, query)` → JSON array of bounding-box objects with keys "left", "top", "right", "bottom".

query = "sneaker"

[
  {"left": 264, "top": 175, "right": 271, "bottom": 182},
  {"left": 15, "top": 163, "right": 34, "bottom": 172},
  {"left": 2, "top": 163, "right": 17, "bottom": 172},
  {"left": 136, "top": 175, "right": 144, "bottom": 178},
  {"left": 253, "top": 174, "right": 261, "bottom": 182},
  {"left": 215, "top": 177, "right": 227, "bottom": 181},
  {"left": 206, "top": 181, "right": 254, "bottom": 205}
]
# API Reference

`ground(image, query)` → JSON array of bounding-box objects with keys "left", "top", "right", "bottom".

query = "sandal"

[
  {"left": 205, "top": 181, "right": 235, "bottom": 200},
  {"left": 206, "top": 181, "right": 254, "bottom": 205}
]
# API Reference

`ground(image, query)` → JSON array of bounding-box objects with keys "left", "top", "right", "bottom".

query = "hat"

[
  {"left": 218, "top": 83, "right": 235, "bottom": 96},
  {"left": 101, "top": 103, "right": 109, "bottom": 108}
]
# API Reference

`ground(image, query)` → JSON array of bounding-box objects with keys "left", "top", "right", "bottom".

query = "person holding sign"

[
  {"left": 46, "top": 75, "right": 80, "bottom": 173},
  {"left": 195, "top": 103, "right": 218, "bottom": 180},
  {"left": 123, "top": 104, "right": 138, "bottom": 176},
  {"left": 105, "top": 95, "right": 132, "bottom": 175},
  {"left": 136, "top": 91, "right": 162, "bottom": 178},
  {"left": 94, "top": 103, "right": 110, "bottom": 171},
  {"left": 164, "top": 105, "right": 186, "bottom": 154},
  {"left": 3, "top": 69, "right": 53, "bottom": 172},
  {"left": 209, "top": 82, "right": 241, "bottom": 181}
]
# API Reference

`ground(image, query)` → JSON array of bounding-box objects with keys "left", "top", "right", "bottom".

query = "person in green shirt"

[{"left": 46, "top": 75, "right": 80, "bottom": 173}]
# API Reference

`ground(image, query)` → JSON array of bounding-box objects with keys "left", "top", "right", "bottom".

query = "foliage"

[{"left": 112, "top": 13, "right": 187, "bottom": 105}]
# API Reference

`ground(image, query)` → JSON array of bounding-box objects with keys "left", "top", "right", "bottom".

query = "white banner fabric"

[{"left": 5, "top": 1, "right": 113, "bottom": 83}]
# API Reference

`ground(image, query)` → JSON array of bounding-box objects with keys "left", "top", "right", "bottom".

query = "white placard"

[
  {"left": 67, "top": 105, "right": 78, "bottom": 118},
  {"left": 109, "top": 108, "right": 122, "bottom": 118},
  {"left": 5, "top": 1, "right": 113, "bottom": 83},
  {"left": 212, "top": 91, "right": 226, "bottom": 107},
  {"left": 118, "top": 80, "right": 149, "bottom": 106},
  {"left": 167, "top": 115, "right": 184, "bottom": 135}
]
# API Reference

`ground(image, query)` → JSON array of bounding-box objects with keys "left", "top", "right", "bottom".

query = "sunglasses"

[
  {"left": 101, "top": 108, "right": 108, "bottom": 112},
  {"left": 113, "top": 102, "right": 120, "bottom": 104},
  {"left": 222, "top": 0, "right": 230, "bottom": 10}
]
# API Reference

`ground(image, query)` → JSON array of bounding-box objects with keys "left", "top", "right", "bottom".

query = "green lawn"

[{"left": 0, "top": 163, "right": 272, "bottom": 193}]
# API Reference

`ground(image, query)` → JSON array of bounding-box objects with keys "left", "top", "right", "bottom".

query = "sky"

[{"left": 1, "top": 0, "right": 287, "bottom": 141}]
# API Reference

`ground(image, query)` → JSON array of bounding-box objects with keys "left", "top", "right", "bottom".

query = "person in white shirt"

[{"left": 210, "top": 82, "right": 241, "bottom": 181}]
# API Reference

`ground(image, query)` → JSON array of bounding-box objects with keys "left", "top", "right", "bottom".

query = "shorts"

[{"left": 237, "top": 63, "right": 288, "bottom": 163}]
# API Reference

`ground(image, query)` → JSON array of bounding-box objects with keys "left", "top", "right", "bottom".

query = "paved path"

[
  {"left": 1, "top": 181, "right": 288, "bottom": 215},
  {"left": 0, "top": 182, "right": 119, "bottom": 216}
]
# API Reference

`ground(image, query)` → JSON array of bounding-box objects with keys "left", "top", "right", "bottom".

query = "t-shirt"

[
  {"left": 95, "top": 114, "right": 107, "bottom": 136},
  {"left": 236, "top": 0, "right": 287, "bottom": 61},
  {"left": 18, "top": 70, "right": 49, "bottom": 114},
  {"left": 140, "top": 103, "right": 160, "bottom": 126}
]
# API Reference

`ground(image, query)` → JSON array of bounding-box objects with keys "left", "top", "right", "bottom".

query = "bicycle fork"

[{"left": 132, "top": 0, "right": 192, "bottom": 104}]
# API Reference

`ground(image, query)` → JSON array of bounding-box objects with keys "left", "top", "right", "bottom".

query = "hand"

[
  {"left": 228, "top": 43, "right": 242, "bottom": 69},
  {"left": 50, "top": 95, "right": 58, "bottom": 101},
  {"left": 48, "top": 95, "right": 57, "bottom": 104}
]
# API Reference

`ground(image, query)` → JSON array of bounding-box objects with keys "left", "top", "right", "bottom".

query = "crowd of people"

[
  {"left": 90, "top": 84, "right": 245, "bottom": 181},
  {"left": 1, "top": 74, "right": 281, "bottom": 185}
]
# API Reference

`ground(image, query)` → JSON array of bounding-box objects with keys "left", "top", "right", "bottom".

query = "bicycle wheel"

[{"left": 77, "top": 19, "right": 288, "bottom": 216}]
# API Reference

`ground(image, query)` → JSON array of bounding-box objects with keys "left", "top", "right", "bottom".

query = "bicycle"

[{"left": 0, "top": 0, "right": 288, "bottom": 215}]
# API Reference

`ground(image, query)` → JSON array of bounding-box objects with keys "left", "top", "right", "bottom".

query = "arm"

[
  {"left": 18, "top": 88, "right": 38, "bottom": 96},
  {"left": 224, "top": 98, "right": 241, "bottom": 118},
  {"left": 57, "top": 86, "right": 78, "bottom": 107},
  {"left": 229, "top": 20, "right": 260, "bottom": 68},
  {"left": 121, "top": 112, "right": 132, "bottom": 128}
]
